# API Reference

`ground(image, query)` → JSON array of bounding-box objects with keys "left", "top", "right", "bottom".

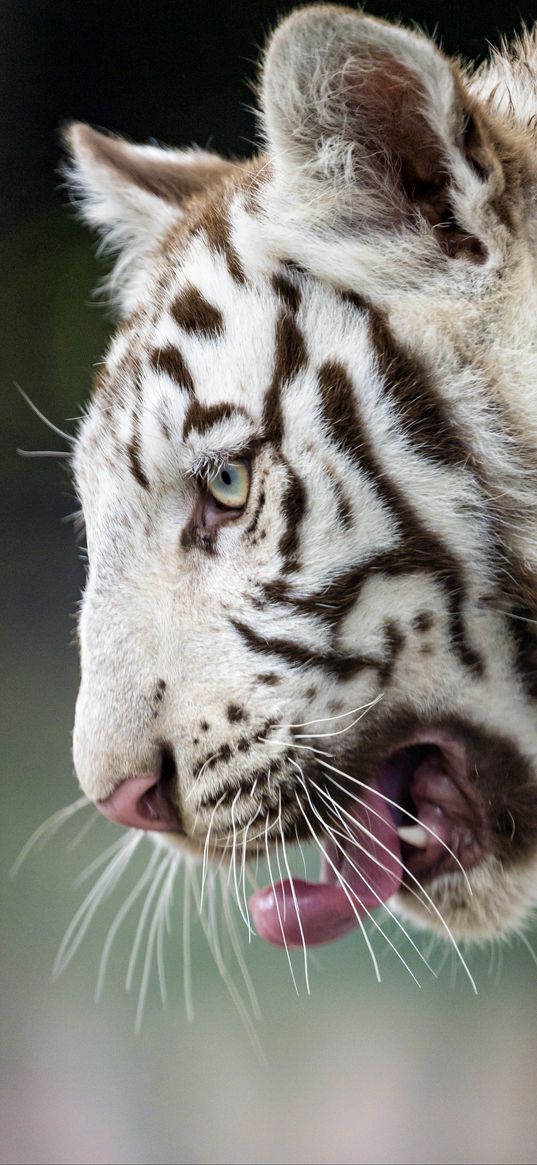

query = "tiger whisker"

[
  {"left": 279, "top": 791, "right": 310, "bottom": 994},
  {"left": 230, "top": 791, "right": 254, "bottom": 935},
  {"left": 294, "top": 790, "right": 382, "bottom": 983},
  {"left": 190, "top": 868, "right": 265, "bottom": 1061},
  {"left": 15, "top": 381, "right": 75, "bottom": 445},
  {"left": 66, "top": 810, "right": 99, "bottom": 851},
  {"left": 136, "top": 856, "right": 174, "bottom": 1033},
  {"left": 74, "top": 832, "right": 135, "bottom": 889},
  {"left": 309, "top": 777, "right": 433, "bottom": 913},
  {"left": 125, "top": 854, "right": 169, "bottom": 993},
  {"left": 95, "top": 846, "right": 161, "bottom": 1002},
  {"left": 200, "top": 793, "right": 226, "bottom": 905},
  {"left": 156, "top": 856, "right": 179, "bottom": 1008},
  {"left": 292, "top": 764, "right": 423, "bottom": 986},
  {"left": 182, "top": 861, "right": 195, "bottom": 1022},
  {"left": 10, "top": 795, "right": 90, "bottom": 877},
  {"left": 184, "top": 752, "right": 222, "bottom": 800},
  {"left": 294, "top": 825, "right": 309, "bottom": 880},
  {"left": 241, "top": 807, "right": 260, "bottom": 942},
  {"left": 17, "top": 448, "right": 72, "bottom": 458},
  {"left": 219, "top": 870, "right": 261, "bottom": 1019},
  {"left": 311, "top": 786, "right": 436, "bottom": 977},
  {"left": 316, "top": 756, "right": 473, "bottom": 894},
  {"left": 280, "top": 694, "right": 383, "bottom": 731},
  {"left": 265, "top": 814, "right": 299, "bottom": 996},
  {"left": 310, "top": 763, "right": 477, "bottom": 992},
  {"left": 53, "top": 830, "right": 140, "bottom": 980}
]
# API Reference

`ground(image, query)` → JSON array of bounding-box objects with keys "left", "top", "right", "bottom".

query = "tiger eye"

[{"left": 207, "top": 461, "right": 250, "bottom": 509}]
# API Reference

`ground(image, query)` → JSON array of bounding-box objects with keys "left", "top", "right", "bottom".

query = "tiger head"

[{"left": 65, "top": 5, "right": 537, "bottom": 957}]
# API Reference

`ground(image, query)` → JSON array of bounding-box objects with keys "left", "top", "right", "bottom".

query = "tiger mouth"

[{"left": 249, "top": 728, "right": 488, "bottom": 948}]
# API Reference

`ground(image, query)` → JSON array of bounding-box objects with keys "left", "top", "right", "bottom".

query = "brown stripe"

[
  {"left": 340, "top": 291, "right": 467, "bottom": 467},
  {"left": 316, "top": 359, "right": 483, "bottom": 674},
  {"left": 262, "top": 309, "right": 307, "bottom": 443},
  {"left": 508, "top": 606, "right": 537, "bottom": 701},
  {"left": 378, "top": 620, "right": 405, "bottom": 686},
  {"left": 245, "top": 488, "right": 266, "bottom": 538},
  {"left": 230, "top": 617, "right": 380, "bottom": 680},
  {"left": 198, "top": 203, "right": 245, "bottom": 284},
  {"left": 127, "top": 371, "right": 150, "bottom": 490},
  {"left": 182, "top": 400, "right": 250, "bottom": 439},
  {"left": 127, "top": 435, "right": 150, "bottom": 490},
  {"left": 271, "top": 272, "right": 302, "bottom": 314},
  {"left": 278, "top": 463, "right": 306, "bottom": 572},
  {"left": 171, "top": 285, "right": 224, "bottom": 337},
  {"left": 150, "top": 346, "right": 194, "bottom": 394}
]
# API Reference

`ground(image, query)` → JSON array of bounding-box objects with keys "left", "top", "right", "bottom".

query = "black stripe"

[
  {"left": 316, "top": 359, "right": 483, "bottom": 674},
  {"left": 231, "top": 617, "right": 382, "bottom": 681},
  {"left": 150, "top": 346, "right": 194, "bottom": 394},
  {"left": 340, "top": 290, "right": 467, "bottom": 467},
  {"left": 182, "top": 400, "right": 250, "bottom": 439}
]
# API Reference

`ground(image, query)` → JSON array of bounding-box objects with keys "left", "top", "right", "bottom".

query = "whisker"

[
  {"left": 241, "top": 808, "right": 259, "bottom": 941},
  {"left": 311, "top": 788, "right": 435, "bottom": 979},
  {"left": 229, "top": 792, "right": 254, "bottom": 935},
  {"left": 311, "top": 763, "right": 477, "bottom": 992},
  {"left": 15, "top": 382, "right": 75, "bottom": 445},
  {"left": 279, "top": 794, "right": 310, "bottom": 994},
  {"left": 184, "top": 752, "right": 222, "bottom": 800},
  {"left": 280, "top": 694, "right": 383, "bottom": 730},
  {"left": 310, "top": 777, "right": 432, "bottom": 913},
  {"left": 66, "top": 811, "right": 99, "bottom": 851},
  {"left": 17, "top": 448, "right": 72, "bottom": 458},
  {"left": 182, "top": 861, "right": 195, "bottom": 1022},
  {"left": 10, "top": 796, "right": 90, "bottom": 877},
  {"left": 219, "top": 871, "right": 261, "bottom": 1019},
  {"left": 190, "top": 869, "right": 265, "bottom": 1062},
  {"left": 95, "top": 846, "right": 161, "bottom": 1001},
  {"left": 265, "top": 815, "right": 299, "bottom": 995},
  {"left": 136, "top": 857, "right": 174, "bottom": 1033},
  {"left": 53, "top": 831, "right": 140, "bottom": 980},
  {"left": 517, "top": 928, "right": 537, "bottom": 970},
  {"left": 292, "top": 696, "right": 384, "bottom": 740},
  {"left": 156, "top": 856, "right": 179, "bottom": 1008},
  {"left": 292, "top": 766, "right": 423, "bottom": 985},
  {"left": 294, "top": 789, "right": 382, "bottom": 984},
  {"left": 125, "top": 854, "right": 169, "bottom": 993},
  {"left": 201, "top": 793, "right": 226, "bottom": 905},
  {"left": 316, "top": 756, "right": 472, "bottom": 894},
  {"left": 74, "top": 832, "right": 136, "bottom": 888}
]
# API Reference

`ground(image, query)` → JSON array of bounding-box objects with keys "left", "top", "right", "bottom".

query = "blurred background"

[{"left": 3, "top": 2, "right": 537, "bottom": 1162}]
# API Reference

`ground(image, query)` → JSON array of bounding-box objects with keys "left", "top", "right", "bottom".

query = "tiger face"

[{"left": 66, "top": 5, "right": 537, "bottom": 955}]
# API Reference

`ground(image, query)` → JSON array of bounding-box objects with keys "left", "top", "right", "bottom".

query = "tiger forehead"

[{"left": 76, "top": 253, "right": 378, "bottom": 485}]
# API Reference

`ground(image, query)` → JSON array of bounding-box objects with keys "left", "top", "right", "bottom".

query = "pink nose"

[{"left": 96, "top": 774, "right": 180, "bottom": 832}]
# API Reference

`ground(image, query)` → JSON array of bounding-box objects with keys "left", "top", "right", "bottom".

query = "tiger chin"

[{"left": 63, "top": 5, "right": 537, "bottom": 964}]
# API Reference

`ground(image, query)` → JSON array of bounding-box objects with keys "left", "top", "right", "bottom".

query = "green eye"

[{"left": 207, "top": 460, "right": 250, "bottom": 509}]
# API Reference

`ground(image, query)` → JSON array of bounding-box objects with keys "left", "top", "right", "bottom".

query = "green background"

[{"left": 2, "top": 2, "right": 537, "bottom": 1162}]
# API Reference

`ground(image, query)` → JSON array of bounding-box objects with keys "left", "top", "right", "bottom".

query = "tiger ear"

[
  {"left": 260, "top": 5, "right": 497, "bottom": 260},
  {"left": 63, "top": 123, "right": 236, "bottom": 313}
]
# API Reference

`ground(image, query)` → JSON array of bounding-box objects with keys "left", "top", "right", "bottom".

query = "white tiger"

[{"left": 63, "top": 5, "right": 537, "bottom": 964}]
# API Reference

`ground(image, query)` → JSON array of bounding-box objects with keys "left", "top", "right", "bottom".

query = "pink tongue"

[{"left": 249, "top": 790, "right": 402, "bottom": 947}]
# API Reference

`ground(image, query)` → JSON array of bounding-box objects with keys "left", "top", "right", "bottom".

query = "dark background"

[{"left": 3, "top": 4, "right": 537, "bottom": 1164}]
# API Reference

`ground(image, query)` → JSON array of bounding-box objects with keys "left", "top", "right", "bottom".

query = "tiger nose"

[{"left": 96, "top": 773, "right": 181, "bottom": 832}]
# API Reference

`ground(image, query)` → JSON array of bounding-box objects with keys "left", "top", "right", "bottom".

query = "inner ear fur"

[{"left": 261, "top": 5, "right": 500, "bottom": 260}]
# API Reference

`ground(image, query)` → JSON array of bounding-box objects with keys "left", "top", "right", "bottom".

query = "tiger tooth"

[{"left": 397, "top": 824, "right": 428, "bottom": 849}]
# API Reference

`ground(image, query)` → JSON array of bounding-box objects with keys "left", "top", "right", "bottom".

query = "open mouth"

[{"left": 249, "top": 728, "right": 487, "bottom": 947}]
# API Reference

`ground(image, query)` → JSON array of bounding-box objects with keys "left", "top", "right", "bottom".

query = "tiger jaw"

[{"left": 101, "top": 714, "right": 537, "bottom": 947}]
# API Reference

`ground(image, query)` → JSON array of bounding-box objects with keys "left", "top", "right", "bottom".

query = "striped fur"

[{"left": 65, "top": 7, "right": 537, "bottom": 942}]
